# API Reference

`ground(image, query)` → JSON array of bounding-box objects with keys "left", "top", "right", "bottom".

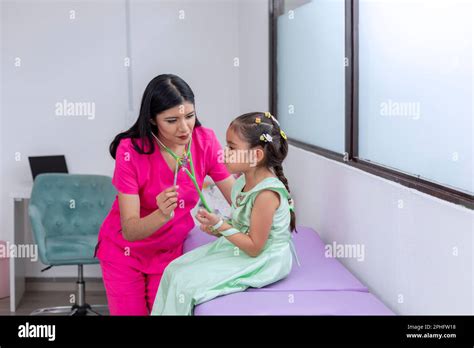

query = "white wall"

[
  {"left": 237, "top": 0, "right": 269, "bottom": 114},
  {"left": 1, "top": 0, "right": 129, "bottom": 278},
  {"left": 0, "top": 1, "right": 4, "bottom": 275},
  {"left": 284, "top": 145, "right": 473, "bottom": 315},
  {"left": 0, "top": 0, "right": 269, "bottom": 278}
]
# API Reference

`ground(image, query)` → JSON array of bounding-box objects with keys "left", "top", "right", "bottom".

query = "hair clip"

[
  {"left": 264, "top": 112, "right": 280, "bottom": 126},
  {"left": 260, "top": 133, "right": 273, "bottom": 143},
  {"left": 280, "top": 129, "right": 288, "bottom": 140},
  {"left": 255, "top": 117, "right": 262, "bottom": 124}
]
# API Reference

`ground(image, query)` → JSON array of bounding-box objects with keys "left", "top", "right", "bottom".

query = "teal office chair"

[{"left": 28, "top": 173, "right": 116, "bottom": 315}]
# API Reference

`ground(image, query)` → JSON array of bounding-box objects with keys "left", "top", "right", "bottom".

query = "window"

[
  {"left": 271, "top": 0, "right": 473, "bottom": 208},
  {"left": 276, "top": 0, "right": 346, "bottom": 154},
  {"left": 358, "top": 0, "right": 472, "bottom": 194}
]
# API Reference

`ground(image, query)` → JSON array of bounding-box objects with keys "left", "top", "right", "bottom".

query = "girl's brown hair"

[{"left": 230, "top": 112, "right": 297, "bottom": 232}]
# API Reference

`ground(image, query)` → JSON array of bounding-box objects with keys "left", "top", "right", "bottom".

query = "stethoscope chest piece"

[{"left": 179, "top": 155, "right": 189, "bottom": 169}]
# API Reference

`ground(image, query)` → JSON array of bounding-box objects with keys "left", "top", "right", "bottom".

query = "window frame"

[{"left": 269, "top": 0, "right": 474, "bottom": 210}]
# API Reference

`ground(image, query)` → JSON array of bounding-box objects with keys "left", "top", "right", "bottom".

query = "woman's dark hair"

[
  {"left": 109, "top": 74, "right": 202, "bottom": 159},
  {"left": 229, "top": 112, "right": 297, "bottom": 232}
]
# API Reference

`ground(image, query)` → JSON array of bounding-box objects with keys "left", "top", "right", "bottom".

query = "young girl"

[{"left": 151, "top": 111, "right": 298, "bottom": 315}]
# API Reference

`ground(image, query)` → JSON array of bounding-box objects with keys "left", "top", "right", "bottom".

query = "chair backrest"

[{"left": 28, "top": 174, "right": 117, "bottom": 261}]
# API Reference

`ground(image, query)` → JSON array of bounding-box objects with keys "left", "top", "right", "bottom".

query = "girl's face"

[
  {"left": 224, "top": 127, "right": 264, "bottom": 173},
  {"left": 154, "top": 102, "right": 196, "bottom": 146}
]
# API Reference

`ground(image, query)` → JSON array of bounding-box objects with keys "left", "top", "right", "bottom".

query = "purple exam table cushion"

[
  {"left": 194, "top": 290, "right": 394, "bottom": 316},
  {"left": 183, "top": 225, "right": 394, "bottom": 315},
  {"left": 184, "top": 225, "right": 368, "bottom": 292}
]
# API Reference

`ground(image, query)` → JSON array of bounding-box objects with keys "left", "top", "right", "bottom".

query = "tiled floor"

[{"left": 0, "top": 290, "right": 109, "bottom": 316}]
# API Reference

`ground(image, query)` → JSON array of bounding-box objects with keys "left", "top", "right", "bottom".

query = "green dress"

[{"left": 151, "top": 175, "right": 299, "bottom": 315}]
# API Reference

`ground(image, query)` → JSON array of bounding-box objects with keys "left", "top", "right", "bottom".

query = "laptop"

[{"left": 28, "top": 155, "right": 69, "bottom": 180}]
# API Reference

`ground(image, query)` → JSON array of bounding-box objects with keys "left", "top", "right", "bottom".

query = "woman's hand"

[{"left": 156, "top": 185, "right": 179, "bottom": 219}]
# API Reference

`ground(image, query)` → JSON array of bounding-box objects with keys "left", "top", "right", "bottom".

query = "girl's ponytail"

[
  {"left": 262, "top": 113, "right": 297, "bottom": 233},
  {"left": 273, "top": 163, "right": 297, "bottom": 232}
]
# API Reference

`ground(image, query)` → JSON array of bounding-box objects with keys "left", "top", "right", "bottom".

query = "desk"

[{"left": 7, "top": 186, "right": 32, "bottom": 312}]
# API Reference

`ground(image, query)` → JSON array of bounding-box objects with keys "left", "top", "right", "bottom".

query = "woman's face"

[{"left": 154, "top": 102, "right": 196, "bottom": 146}]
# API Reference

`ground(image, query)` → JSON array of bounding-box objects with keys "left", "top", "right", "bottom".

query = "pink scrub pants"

[{"left": 99, "top": 260, "right": 163, "bottom": 316}]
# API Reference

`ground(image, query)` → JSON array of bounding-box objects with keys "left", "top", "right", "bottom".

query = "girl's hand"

[
  {"left": 199, "top": 223, "right": 219, "bottom": 236},
  {"left": 195, "top": 209, "right": 220, "bottom": 227},
  {"left": 156, "top": 185, "right": 179, "bottom": 218}
]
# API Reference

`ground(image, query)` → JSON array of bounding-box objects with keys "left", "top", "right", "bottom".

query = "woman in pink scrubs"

[{"left": 95, "top": 74, "right": 234, "bottom": 315}]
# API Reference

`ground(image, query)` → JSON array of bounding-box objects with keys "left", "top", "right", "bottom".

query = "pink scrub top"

[{"left": 95, "top": 126, "right": 231, "bottom": 274}]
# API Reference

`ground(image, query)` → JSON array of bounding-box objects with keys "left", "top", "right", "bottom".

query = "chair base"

[
  {"left": 30, "top": 265, "right": 108, "bottom": 316},
  {"left": 31, "top": 304, "right": 108, "bottom": 316}
]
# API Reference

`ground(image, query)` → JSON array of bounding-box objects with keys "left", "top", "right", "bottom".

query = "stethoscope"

[{"left": 151, "top": 132, "right": 212, "bottom": 216}]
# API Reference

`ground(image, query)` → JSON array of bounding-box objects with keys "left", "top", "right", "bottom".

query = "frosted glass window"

[
  {"left": 358, "top": 0, "right": 473, "bottom": 194},
  {"left": 277, "top": 0, "right": 345, "bottom": 153}
]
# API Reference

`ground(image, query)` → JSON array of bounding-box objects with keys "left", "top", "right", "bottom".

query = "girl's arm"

[{"left": 196, "top": 190, "right": 280, "bottom": 257}]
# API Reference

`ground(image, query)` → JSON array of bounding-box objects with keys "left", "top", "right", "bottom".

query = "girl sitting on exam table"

[{"left": 151, "top": 111, "right": 299, "bottom": 315}]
